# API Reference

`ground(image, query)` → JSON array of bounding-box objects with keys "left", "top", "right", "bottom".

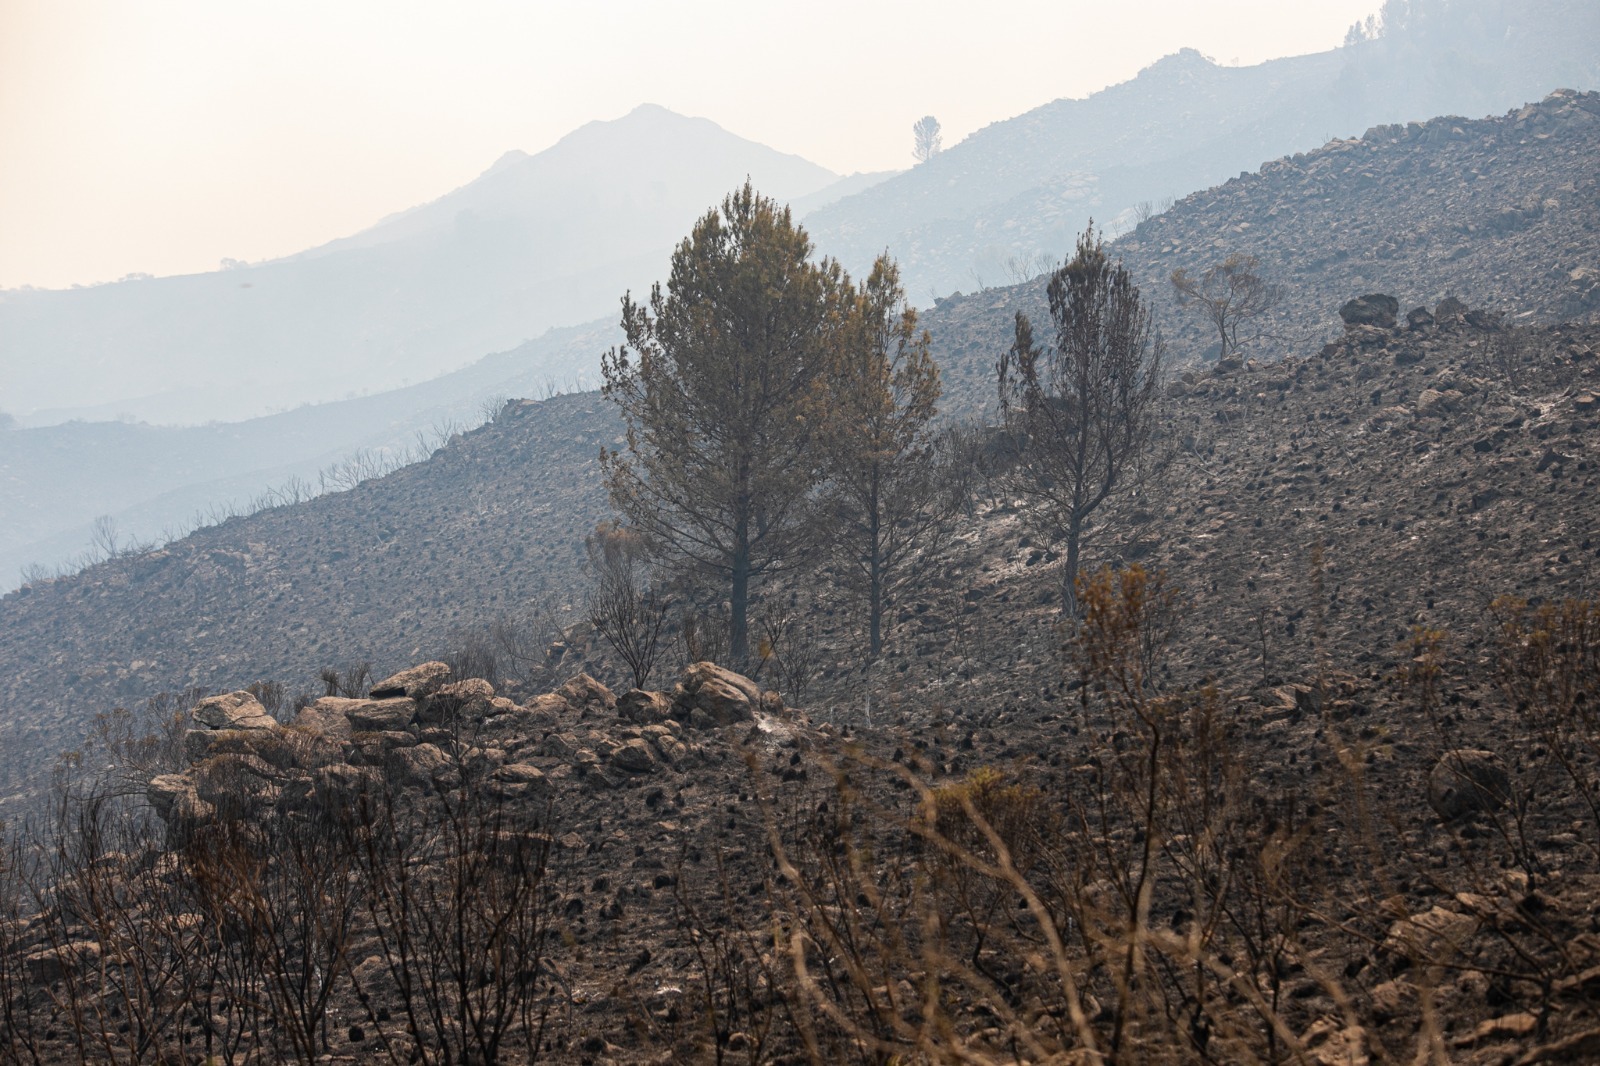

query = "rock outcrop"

[{"left": 147, "top": 661, "right": 787, "bottom": 838}]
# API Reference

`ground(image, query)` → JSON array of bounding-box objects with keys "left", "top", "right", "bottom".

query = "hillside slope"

[
  {"left": 0, "top": 317, "right": 619, "bottom": 591},
  {"left": 0, "top": 394, "right": 616, "bottom": 817},
  {"left": 2, "top": 91, "right": 1599, "bottom": 818},
  {"left": 922, "top": 89, "right": 1600, "bottom": 416}
]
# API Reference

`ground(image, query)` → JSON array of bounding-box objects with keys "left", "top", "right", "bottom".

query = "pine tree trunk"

[
  {"left": 868, "top": 479, "right": 884, "bottom": 660},
  {"left": 730, "top": 539, "right": 750, "bottom": 664},
  {"left": 1063, "top": 519, "right": 1082, "bottom": 618},
  {"left": 869, "top": 565, "right": 883, "bottom": 660}
]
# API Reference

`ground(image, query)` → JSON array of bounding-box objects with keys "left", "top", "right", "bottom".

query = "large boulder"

[
  {"left": 289, "top": 698, "right": 356, "bottom": 739},
  {"left": 312, "top": 763, "right": 382, "bottom": 808},
  {"left": 327, "top": 696, "right": 418, "bottom": 732},
  {"left": 610, "top": 738, "right": 659, "bottom": 773},
  {"left": 370, "top": 661, "right": 452, "bottom": 700},
  {"left": 148, "top": 774, "right": 203, "bottom": 822},
  {"left": 560, "top": 673, "right": 617, "bottom": 716},
  {"left": 671, "top": 663, "right": 766, "bottom": 726},
  {"left": 617, "top": 688, "right": 674, "bottom": 724},
  {"left": 415, "top": 678, "right": 495, "bottom": 725},
  {"left": 1339, "top": 293, "right": 1400, "bottom": 329},
  {"left": 184, "top": 722, "right": 339, "bottom": 769},
  {"left": 192, "top": 754, "right": 284, "bottom": 813},
  {"left": 191, "top": 691, "right": 276, "bottom": 731},
  {"left": 1434, "top": 296, "right": 1468, "bottom": 324},
  {"left": 1427, "top": 749, "right": 1512, "bottom": 820}
]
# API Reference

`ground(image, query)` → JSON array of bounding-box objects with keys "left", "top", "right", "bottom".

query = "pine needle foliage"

[{"left": 600, "top": 182, "right": 845, "bottom": 663}]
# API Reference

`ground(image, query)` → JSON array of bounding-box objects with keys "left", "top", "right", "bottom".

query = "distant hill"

[
  {"left": 2, "top": 88, "right": 1599, "bottom": 818},
  {"left": 0, "top": 317, "right": 619, "bottom": 591},
  {"left": 0, "top": 105, "right": 840, "bottom": 425},
  {"left": 919, "top": 90, "right": 1600, "bottom": 415},
  {"left": 805, "top": 0, "right": 1600, "bottom": 299}
]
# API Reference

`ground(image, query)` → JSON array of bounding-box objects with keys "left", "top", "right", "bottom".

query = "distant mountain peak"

[
  {"left": 483, "top": 148, "right": 530, "bottom": 174},
  {"left": 1137, "top": 47, "right": 1218, "bottom": 78},
  {"left": 622, "top": 102, "right": 682, "bottom": 119}
]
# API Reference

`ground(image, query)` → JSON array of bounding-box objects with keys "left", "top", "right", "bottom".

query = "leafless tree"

[
  {"left": 1170, "top": 253, "right": 1283, "bottom": 362},
  {"left": 88, "top": 515, "right": 121, "bottom": 561},
  {"left": 586, "top": 521, "right": 671, "bottom": 689},
  {"left": 478, "top": 392, "right": 510, "bottom": 424},
  {"left": 1003, "top": 250, "right": 1057, "bottom": 287}
]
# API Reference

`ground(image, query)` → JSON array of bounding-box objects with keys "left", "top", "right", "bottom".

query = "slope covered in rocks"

[
  {"left": 0, "top": 394, "right": 616, "bottom": 818},
  {"left": 923, "top": 89, "right": 1600, "bottom": 416}
]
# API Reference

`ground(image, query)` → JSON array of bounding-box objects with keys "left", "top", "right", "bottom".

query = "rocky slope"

[
  {"left": 0, "top": 317, "right": 619, "bottom": 592},
  {"left": 923, "top": 88, "right": 1600, "bottom": 417},
  {"left": 0, "top": 394, "right": 616, "bottom": 818},
  {"left": 2, "top": 91, "right": 1598, "bottom": 822}
]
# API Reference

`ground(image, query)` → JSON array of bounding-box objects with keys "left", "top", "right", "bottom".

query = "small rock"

[
  {"left": 1384, "top": 905, "right": 1477, "bottom": 962},
  {"left": 489, "top": 762, "right": 550, "bottom": 799},
  {"left": 1453, "top": 1012, "right": 1536, "bottom": 1047}
]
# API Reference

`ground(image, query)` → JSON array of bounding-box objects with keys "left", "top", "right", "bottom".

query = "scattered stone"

[
  {"left": 1427, "top": 749, "right": 1512, "bottom": 820},
  {"left": 1340, "top": 294, "right": 1400, "bottom": 329}
]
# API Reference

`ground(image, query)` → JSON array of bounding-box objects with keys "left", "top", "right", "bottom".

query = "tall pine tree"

[
  {"left": 821, "top": 256, "right": 947, "bottom": 659},
  {"left": 600, "top": 183, "right": 844, "bottom": 663}
]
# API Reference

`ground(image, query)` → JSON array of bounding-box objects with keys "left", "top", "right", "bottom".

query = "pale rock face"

[
  {"left": 191, "top": 691, "right": 277, "bottom": 731},
  {"left": 369, "top": 661, "right": 453, "bottom": 700},
  {"left": 560, "top": 673, "right": 618, "bottom": 716},
  {"left": 671, "top": 662, "right": 771, "bottom": 726},
  {"left": 305, "top": 695, "right": 417, "bottom": 733}
]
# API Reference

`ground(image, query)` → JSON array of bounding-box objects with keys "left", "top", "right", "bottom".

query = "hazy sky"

[{"left": 0, "top": 0, "right": 1379, "bottom": 290}]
